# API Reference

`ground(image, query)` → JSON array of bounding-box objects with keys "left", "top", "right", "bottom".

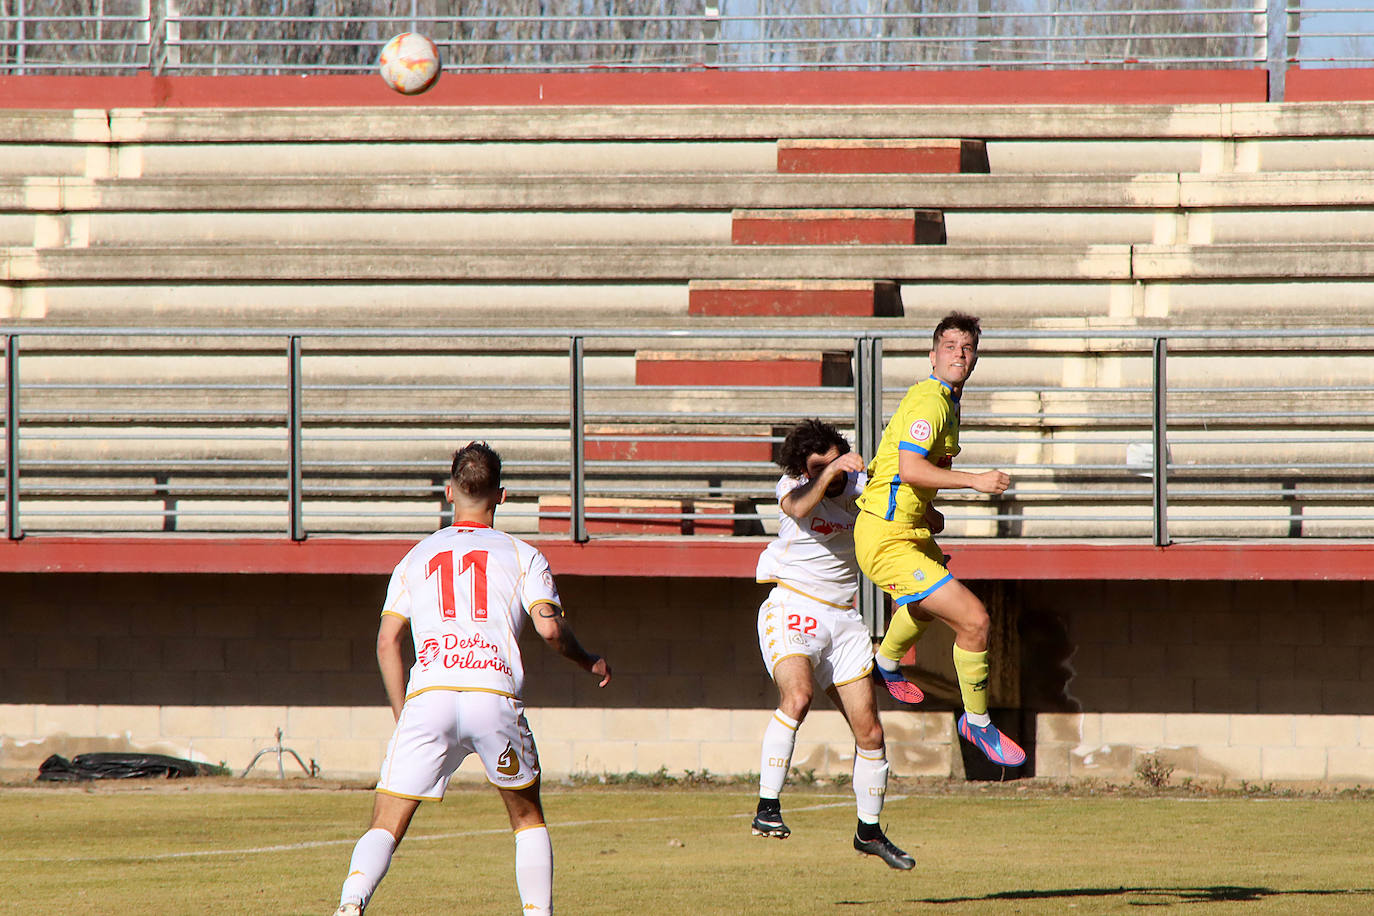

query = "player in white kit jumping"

[
  {"left": 332, "top": 442, "right": 611, "bottom": 915},
  {"left": 752, "top": 420, "right": 915, "bottom": 870}
]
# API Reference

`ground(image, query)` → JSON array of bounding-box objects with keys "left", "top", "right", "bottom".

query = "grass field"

[{"left": 3, "top": 777, "right": 1372, "bottom": 915}]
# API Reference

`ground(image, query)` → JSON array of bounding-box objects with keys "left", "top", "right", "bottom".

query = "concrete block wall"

[{"left": 1, "top": 570, "right": 1370, "bottom": 786}]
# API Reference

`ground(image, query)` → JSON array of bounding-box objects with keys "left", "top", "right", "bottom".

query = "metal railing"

[
  {"left": 3, "top": 326, "right": 1372, "bottom": 558},
  {"left": 2, "top": 2, "right": 1371, "bottom": 101}
]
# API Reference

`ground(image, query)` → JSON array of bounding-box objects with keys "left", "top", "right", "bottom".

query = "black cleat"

[
  {"left": 854, "top": 828, "right": 915, "bottom": 870},
  {"left": 751, "top": 809, "right": 791, "bottom": 839}
]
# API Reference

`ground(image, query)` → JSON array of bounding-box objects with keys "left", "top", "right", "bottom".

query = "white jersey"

[
  {"left": 381, "top": 521, "right": 561, "bottom": 701},
  {"left": 755, "top": 471, "right": 864, "bottom": 608}
]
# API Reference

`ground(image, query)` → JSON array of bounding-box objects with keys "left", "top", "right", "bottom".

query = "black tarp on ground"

[{"left": 37, "top": 752, "right": 220, "bottom": 781}]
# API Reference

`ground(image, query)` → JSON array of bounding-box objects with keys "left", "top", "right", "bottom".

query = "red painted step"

[
  {"left": 688, "top": 279, "right": 901, "bottom": 317},
  {"left": 778, "top": 138, "right": 990, "bottom": 174},
  {"left": 731, "top": 208, "right": 945, "bottom": 245},
  {"left": 635, "top": 350, "right": 852, "bottom": 387},
  {"left": 584, "top": 437, "right": 773, "bottom": 462},
  {"left": 537, "top": 496, "right": 738, "bottom": 536}
]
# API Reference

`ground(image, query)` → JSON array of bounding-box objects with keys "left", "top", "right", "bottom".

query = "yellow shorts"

[{"left": 854, "top": 510, "right": 952, "bottom": 608}]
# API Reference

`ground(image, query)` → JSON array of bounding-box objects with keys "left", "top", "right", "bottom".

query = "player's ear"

[
  {"left": 498, "top": 487, "right": 507, "bottom": 505},
  {"left": 444, "top": 481, "right": 454, "bottom": 504}
]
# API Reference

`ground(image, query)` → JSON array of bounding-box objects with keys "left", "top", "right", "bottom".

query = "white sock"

[
  {"left": 875, "top": 654, "right": 900, "bottom": 673},
  {"left": 514, "top": 824, "right": 553, "bottom": 914},
  {"left": 339, "top": 827, "right": 396, "bottom": 909},
  {"left": 852, "top": 745, "right": 889, "bottom": 825},
  {"left": 759, "top": 709, "right": 799, "bottom": 799},
  {"left": 965, "top": 711, "right": 992, "bottom": 728}
]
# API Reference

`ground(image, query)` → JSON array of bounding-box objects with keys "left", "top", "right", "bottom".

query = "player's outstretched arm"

[
  {"left": 531, "top": 602, "right": 611, "bottom": 687},
  {"left": 898, "top": 449, "right": 1009, "bottom": 495}
]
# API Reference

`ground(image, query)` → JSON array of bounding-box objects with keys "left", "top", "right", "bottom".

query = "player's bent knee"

[
  {"left": 780, "top": 692, "right": 813, "bottom": 721},
  {"left": 855, "top": 723, "right": 884, "bottom": 750}
]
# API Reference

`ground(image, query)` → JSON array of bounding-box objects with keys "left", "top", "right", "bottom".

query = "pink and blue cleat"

[
  {"left": 957, "top": 713, "right": 1026, "bottom": 767},
  {"left": 875, "top": 664, "right": 925, "bottom": 704}
]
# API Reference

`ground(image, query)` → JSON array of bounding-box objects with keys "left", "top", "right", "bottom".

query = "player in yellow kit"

[{"left": 854, "top": 312, "right": 1024, "bottom": 767}]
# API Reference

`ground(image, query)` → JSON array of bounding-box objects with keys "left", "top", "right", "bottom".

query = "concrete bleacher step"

[
  {"left": 14, "top": 242, "right": 1374, "bottom": 285},
  {"left": 687, "top": 279, "right": 902, "bottom": 317},
  {"left": 24, "top": 207, "right": 1374, "bottom": 248},
  {"left": 731, "top": 208, "right": 946, "bottom": 245},
  {"left": 0, "top": 243, "right": 1136, "bottom": 282},
  {"left": 16, "top": 171, "right": 1374, "bottom": 212},
  {"left": 777, "top": 138, "right": 990, "bottom": 174}
]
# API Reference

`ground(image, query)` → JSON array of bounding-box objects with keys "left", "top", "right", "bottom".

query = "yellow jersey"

[{"left": 856, "top": 375, "right": 960, "bottom": 525}]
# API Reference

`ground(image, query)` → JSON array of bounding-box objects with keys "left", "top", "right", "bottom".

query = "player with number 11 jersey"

[{"left": 383, "top": 521, "right": 559, "bottom": 701}]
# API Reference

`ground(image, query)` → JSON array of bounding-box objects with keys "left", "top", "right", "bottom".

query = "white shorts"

[
  {"left": 376, "top": 689, "right": 540, "bottom": 800},
  {"left": 757, "top": 585, "right": 874, "bottom": 690}
]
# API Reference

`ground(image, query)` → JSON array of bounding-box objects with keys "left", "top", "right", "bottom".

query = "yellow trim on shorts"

[
  {"left": 768, "top": 652, "right": 811, "bottom": 681},
  {"left": 832, "top": 662, "right": 875, "bottom": 688},
  {"left": 381, "top": 610, "right": 408, "bottom": 620},
  {"left": 376, "top": 787, "right": 440, "bottom": 802},
  {"left": 757, "top": 578, "right": 855, "bottom": 610},
  {"left": 488, "top": 773, "right": 539, "bottom": 791},
  {"left": 513, "top": 822, "right": 548, "bottom": 834},
  {"left": 404, "top": 685, "right": 518, "bottom": 702},
  {"left": 758, "top": 579, "right": 851, "bottom": 609}
]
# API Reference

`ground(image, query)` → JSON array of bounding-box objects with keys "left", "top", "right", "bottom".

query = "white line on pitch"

[{"left": 21, "top": 795, "right": 907, "bottom": 863}]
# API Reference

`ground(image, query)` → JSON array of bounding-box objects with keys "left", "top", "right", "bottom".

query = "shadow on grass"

[{"left": 838, "top": 886, "right": 1374, "bottom": 906}]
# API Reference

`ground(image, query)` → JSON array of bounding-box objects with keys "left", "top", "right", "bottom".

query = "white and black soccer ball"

[{"left": 378, "top": 32, "right": 441, "bottom": 95}]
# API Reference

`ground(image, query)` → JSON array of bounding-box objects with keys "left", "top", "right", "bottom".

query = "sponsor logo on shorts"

[
  {"left": 788, "top": 632, "right": 807, "bottom": 646},
  {"left": 909, "top": 419, "right": 932, "bottom": 441},
  {"left": 497, "top": 742, "right": 522, "bottom": 777},
  {"left": 913, "top": 570, "right": 925, "bottom": 582}
]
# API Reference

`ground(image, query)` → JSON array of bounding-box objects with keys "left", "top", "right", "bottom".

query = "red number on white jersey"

[
  {"left": 426, "top": 549, "right": 489, "bottom": 622},
  {"left": 426, "top": 551, "right": 456, "bottom": 619},
  {"left": 461, "top": 550, "right": 489, "bottom": 621}
]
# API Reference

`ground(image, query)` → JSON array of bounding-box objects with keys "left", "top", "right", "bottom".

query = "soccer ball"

[{"left": 378, "top": 32, "right": 441, "bottom": 95}]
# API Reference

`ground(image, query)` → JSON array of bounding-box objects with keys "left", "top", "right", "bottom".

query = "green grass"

[{"left": 2, "top": 778, "right": 1372, "bottom": 915}]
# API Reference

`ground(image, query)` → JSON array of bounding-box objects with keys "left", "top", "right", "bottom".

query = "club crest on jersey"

[
  {"left": 418, "top": 638, "right": 441, "bottom": 668},
  {"left": 909, "top": 419, "right": 933, "bottom": 441}
]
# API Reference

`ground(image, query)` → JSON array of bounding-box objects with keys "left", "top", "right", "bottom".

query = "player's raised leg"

[
  {"left": 335, "top": 793, "right": 419, "bottom": 914},
  {"left": 499, "top": 782, "right": 553, "bottom": 915},
  {"left": 915, "top": 579, "right": 1025, "bottom": 767},
  {"left": 755, "top": 655, "right": 812, "bottom": 838},
  {"left": 829, "top": 677, "right": 914, "bottom": 870}
]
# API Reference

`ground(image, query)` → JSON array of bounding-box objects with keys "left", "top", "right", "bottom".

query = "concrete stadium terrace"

[{"left": 3, "top": 66, "right": 1373, "bottom": 580}]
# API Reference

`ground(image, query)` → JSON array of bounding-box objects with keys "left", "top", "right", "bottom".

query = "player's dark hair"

[
  {"left": 776, "top": 419, "right": 850, "bottom": 478},
  {"left": 450, "top": 441, "right": 502, "bottom": 498},
  {"left": 932, "top": 311, "right": 982, "bottom": 348}
]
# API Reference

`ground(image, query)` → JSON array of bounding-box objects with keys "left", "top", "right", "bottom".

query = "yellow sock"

[
  {"left": 877, "top": 607, "right": 930, "bottom": 665},
  {"left": 951, "top": 644, "right": 990, "bottom": 716}
]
